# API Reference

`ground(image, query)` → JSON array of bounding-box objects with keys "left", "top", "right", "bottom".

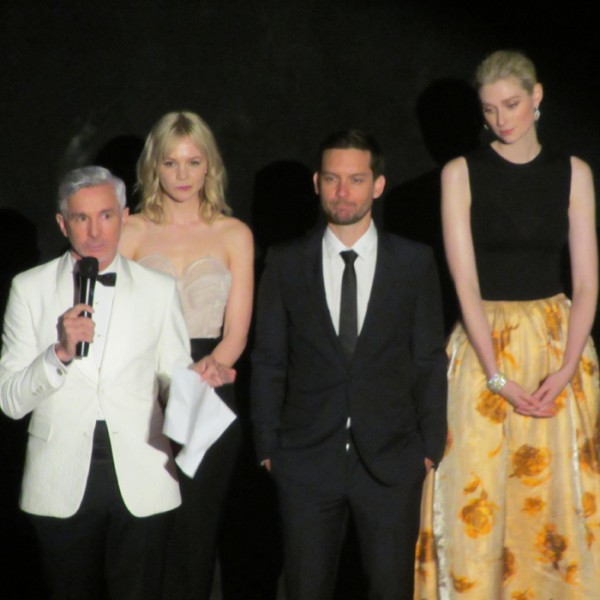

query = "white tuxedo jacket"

[{"left": 0, "top": 252, "right": 191, "bottom": 518}]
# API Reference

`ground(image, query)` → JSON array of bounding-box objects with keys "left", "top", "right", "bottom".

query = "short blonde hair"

[
  {"left": 475, "top": 50, "right": 538, "bottom": 94},
  {"left": 137, "top": 111, "right": 231, "bottom": 224}
]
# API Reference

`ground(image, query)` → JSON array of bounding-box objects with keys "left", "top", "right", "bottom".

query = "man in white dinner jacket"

[{"left": 0, "top": 166, "right": 192, "bottom": 599}]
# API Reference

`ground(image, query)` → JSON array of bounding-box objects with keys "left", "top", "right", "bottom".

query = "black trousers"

[
  {"left": 274, "top": 442, "right": 426, "bottom": 600},
  {"left": 163, "top": 338, "right": 242, "bottom": 600},
  {"left": 29, "top": 421, "right": 173, "bottom": 600}
]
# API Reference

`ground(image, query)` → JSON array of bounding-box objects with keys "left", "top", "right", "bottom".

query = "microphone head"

[{"left": 78, "top": 256, "right": 99, "bottom": 278}]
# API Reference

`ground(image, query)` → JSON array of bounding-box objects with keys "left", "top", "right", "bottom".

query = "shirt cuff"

[{"left": 43, "top": 345, "right": 70, "bottom": 386}]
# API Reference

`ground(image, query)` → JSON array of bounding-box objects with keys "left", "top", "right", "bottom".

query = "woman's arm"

[
  {"left": 442, "top": 158, "right": 546, "bottom": 416},
  {"left": 197, "top": 219, "right": 254, "bottom": 371},
  {"left": 533, "top": 157, "right": 598, "bottom": 406}
]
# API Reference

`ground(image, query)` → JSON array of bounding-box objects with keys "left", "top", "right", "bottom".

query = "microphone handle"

[{"left": 75, "top": 276, "right": 96, "bottom": 358}]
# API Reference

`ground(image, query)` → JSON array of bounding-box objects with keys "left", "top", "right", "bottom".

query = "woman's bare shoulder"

[
  {"left": 442, "top": 156, "right": 468, "bottom": 182},
  {"left": 120, "top": 214, "right": 156, "bottom": 257},
  {"left": 213, "top": 215, "right": 253, "bottom": 242},
  {"left": 570, "top": 155, "right": 592, "bottom": 179},
  {"left": 125, "top": 213, "right": 153, "bottom": 229}
]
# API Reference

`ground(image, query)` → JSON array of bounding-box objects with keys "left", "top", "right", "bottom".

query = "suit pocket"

[{"left": 28, "top": 414, "right": 52, "bottom": 441}]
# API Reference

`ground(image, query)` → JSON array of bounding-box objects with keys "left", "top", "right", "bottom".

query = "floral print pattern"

[{"left": 415, "top": 295, "right": 600, "bottom": 599}]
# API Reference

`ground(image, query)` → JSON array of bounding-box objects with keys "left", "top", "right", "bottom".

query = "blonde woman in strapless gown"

[{"left": 119, "top": 111, "right": 253, "bottom": 600}]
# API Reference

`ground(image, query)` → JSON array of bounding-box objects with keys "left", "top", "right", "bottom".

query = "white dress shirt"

[
  {"left": 322, "top": 220, "right": 378, "bottom": 335},
  {"left": 90, "top": 257, "right": 117, "bottom": 369}
]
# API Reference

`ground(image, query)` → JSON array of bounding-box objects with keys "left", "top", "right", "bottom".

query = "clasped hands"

[
  {"left": 499, "top": 369, "right": 573, "bottom": 418},
  {"left": 191, "top": 354, "right": 236, "bottom": 388}
]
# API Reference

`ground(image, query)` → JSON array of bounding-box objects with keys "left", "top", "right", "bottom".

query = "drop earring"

[{"left": 534, "top": 107, "right": 541, "bottom": 121}]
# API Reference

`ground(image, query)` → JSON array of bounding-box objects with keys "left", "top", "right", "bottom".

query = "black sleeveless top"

[{"left": 468, "top": 145, "right": 570, "bottom": 301}]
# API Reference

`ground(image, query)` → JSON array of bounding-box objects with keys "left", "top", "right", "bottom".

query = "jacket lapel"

[
  {"left": 355, "top": 233, "right": 397, "bottom": 356},
  {"left": 56, "top": 252, "right": 76, "bottom": 310},
  {"left": 302, "top": 229, "right": 344, "bottom": 356}
]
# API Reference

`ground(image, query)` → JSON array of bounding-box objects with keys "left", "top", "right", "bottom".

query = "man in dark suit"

[{"left": 251, "top": 130, "right": 447, "bottom": 600}]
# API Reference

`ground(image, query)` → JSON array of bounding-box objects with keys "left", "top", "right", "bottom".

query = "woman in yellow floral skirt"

[{"left": 415, "top": 50, "right": 600, "bottom": 599}]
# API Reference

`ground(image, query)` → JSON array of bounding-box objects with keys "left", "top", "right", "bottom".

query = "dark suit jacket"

[{"left": 251, "top": 226, "right": 447, "bottom": 486}]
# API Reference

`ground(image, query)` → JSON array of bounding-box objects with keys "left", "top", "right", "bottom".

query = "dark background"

[
  {"left": 2, "top": 1, "right": 600, "bottom": 257},
  {"left": 1, "top": 1, "right": 600, "bottom": 597}
]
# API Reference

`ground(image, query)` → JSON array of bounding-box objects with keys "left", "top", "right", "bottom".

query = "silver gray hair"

[{"left": 57, "top": 166, "right": 127, "bottom": 215}]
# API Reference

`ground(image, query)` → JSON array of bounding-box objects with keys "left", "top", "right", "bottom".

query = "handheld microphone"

[{"left": 76, "top": 256, "right": 99, "bottom": 358}]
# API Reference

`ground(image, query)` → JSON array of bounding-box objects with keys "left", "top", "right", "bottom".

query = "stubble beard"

[{"left": 324, "top": 201, "right": 372, "bottom": 227}]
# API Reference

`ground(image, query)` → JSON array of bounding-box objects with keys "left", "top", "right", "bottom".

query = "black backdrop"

[
  {"left": 1, "top": 1, "right": 600, "bottom": 598},
  {"left": 2, "top": 1, "right": 600, "bottom": 258}
]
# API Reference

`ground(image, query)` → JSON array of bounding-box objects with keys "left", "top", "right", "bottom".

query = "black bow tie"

[{"left": 97, "top": 273, "right": 117, "bottom": 287}]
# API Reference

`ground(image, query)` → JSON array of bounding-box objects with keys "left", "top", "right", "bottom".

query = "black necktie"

[
  {"left": 97, "top": 273, "right": 117, "bottom": 286},
  {"left": 339, "top": 250, "right": 358, "bottom": 358}
]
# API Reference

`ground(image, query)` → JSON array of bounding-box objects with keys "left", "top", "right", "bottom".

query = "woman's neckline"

[
  {"left": 487, "top": 143, "right": 543, "bottom": 167},
  {"left": 138, "top": 253, "right": 229, "bottom": 279}
]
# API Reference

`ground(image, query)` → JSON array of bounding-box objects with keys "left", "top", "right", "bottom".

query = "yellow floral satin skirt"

[{"left": 415, "top": 295, "right": 600, "bottom": 599}]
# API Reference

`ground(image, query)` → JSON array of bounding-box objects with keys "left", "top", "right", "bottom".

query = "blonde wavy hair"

[
  {"left": 475, "top": 50, "right": 538, "bottom": 94},
  {"left": 137, "top": 111, "right": 231, "bottom": 224}
]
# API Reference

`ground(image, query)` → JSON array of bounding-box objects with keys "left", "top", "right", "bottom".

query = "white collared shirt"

[
  {"left": 90, "top": 256, "right": 118, "bottom": 368},
  {"left": 322, "top": 220, "right": 378, "bottom": 335}
]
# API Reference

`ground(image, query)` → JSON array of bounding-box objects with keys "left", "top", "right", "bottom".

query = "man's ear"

[
  {"left": 56, "top": 213, "right": 68, "bottom": 238},
  {"left": 373, "top": 175, "right": 386, "bottom": 199},
  {"left": 312, "top": 172, "right": 320, "bottom": 195}
]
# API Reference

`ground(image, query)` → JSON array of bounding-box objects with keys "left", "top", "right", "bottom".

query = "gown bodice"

[{"left": 138, "top": 254, "right": 232, "bottom": 339}]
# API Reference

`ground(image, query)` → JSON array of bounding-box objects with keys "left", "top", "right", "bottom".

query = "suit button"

[{"left": 345, "top": 443, "right": 350, "bottom": 452}]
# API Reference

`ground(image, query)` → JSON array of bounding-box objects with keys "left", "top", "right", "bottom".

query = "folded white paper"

[{"left": 164, "top": 366, "right": 236, "bottom": 478}]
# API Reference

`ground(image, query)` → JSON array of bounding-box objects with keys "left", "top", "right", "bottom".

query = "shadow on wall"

[
  {"left": 94, "top": 135, "right": 145, "bottom": 210},
  {"left": 383, "top": 78, "right": 483, "bottom": 334},
  {"left": 251, "top": 160, "right": 320, "bottom": 262},
  {"left": 0, "top": 209, "right": 48, "bottom": 599},
  {"left": 0, "top": 209, "right": 40, "bottom": 317}
]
